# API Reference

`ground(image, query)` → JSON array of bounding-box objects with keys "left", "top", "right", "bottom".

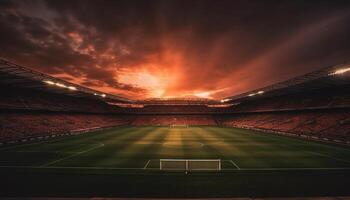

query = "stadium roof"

[
  {"left": 1, "top": 58, "right": 349, "bottom": 105},
  {"left": 0, "top": 58, "right": 133, "bottom": 103},
  {"left": 137, "top": 98, "right": 220, "bottom": 105},
  {"left": 224, "top": 62, "right": 350, "bottom": 103}
]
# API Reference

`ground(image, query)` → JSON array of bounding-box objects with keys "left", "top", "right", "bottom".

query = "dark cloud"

[{"left": 0, "top": 0, "right": 350, "bottom": 99}]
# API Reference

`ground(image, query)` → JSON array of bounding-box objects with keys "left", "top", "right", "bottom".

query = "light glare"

[
  {"left": 248, "top": 90, "right": 264, "bottom": 97},
  {"left": 68, "top": 86, "right": 77, "bottom": 91},
  {"left": 43, "top": 80, "right": 55, "bottom": 85},
  {"left": 220, "top": 98, "right": 231, "bottom": 103},
  {"left": 55, "top": 83, "right": 67, "bottom": 88},
  {"left": 329, "top": 67, "right": 350, "bottom": 75}
]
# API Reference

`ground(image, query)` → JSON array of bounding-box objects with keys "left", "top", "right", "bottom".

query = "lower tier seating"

[
  {"left": 132, "top": 115, "right": 217, "bottom": 126},
  {"left": 218, "top": 109, "right": 350, "bottom": 143},
  {"left": 0, "top": 112, "right": 131, "bottom": 142}
]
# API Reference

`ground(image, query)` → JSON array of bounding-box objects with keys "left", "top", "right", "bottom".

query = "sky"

[{"left": 0, "top": 0, "right": 350, "bottom": 100}]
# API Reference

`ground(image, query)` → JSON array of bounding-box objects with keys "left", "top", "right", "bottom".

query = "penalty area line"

[
  {"left": 222, "top": 167, "right": 350, "bottom": 171},
  {"left": 40, "top": 142, "right": 105, "bottom": 167},
  {"left": 143, "top": 159, "right": 151, "bottom": 169},
  {"left": 229, "top": 160, "right": 241, "bottom": 170}
]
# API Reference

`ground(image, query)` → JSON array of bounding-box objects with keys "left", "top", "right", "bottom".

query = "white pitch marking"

[
  {"left": 0, "top": 137, "right": 67, "bottom": 152},
  {"left": 281, "top": 143, "right": 350, "bottom": 165},
  {"left": 143, "top": 159, "right": 151, "bottom": 169},
  {"left": 222, "top": 167, "right": 350, "bottom": 171},
  {"left": 229, "top": 160, "right": 241, "bottom": 170},
  {"left": 40, "top": 143, "right": 105, "bottom": 167},
  {"left": 1, "top": 165, "right": 349, "bottom": 171},
  {"left": 9, "top": 150, "right": 80, "bottom": 153},
  {"left": 0, "top": 165, "right": 145, "bottom": 170},
  {"left": 301, "top": 149, "right": 350, "bottom": 164}
]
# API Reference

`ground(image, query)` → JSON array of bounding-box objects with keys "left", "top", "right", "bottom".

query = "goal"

[
  {"left": 160, "top": 159, "right": 221, "bottom": 171},
  {"left": 169, "top": 125, "right": 188, "bottom": 128}
]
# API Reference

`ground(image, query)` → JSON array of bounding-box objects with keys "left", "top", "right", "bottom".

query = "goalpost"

[
  {"left": 169, "top": 125, "right": 188, "bottom": 128},
  {"left": 160, "top": 159, "right": 221, "bottom": 171}
]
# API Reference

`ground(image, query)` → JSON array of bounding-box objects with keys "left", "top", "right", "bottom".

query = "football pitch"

[{"left": 1, "top": 126, "right": 350, "bottom": 197}]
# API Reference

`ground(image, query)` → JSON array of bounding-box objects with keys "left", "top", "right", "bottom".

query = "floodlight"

[
  {"left": 67, "top": 86, "right": 77, "bottom": 91},
  {"left": 43, "top": 80, "right": 55, "bottom": 85},
  {"left": 55, "top": 83, "right": 67, "bottom": 88},
  {"left": 220, "top": 98, "right": 231, "bottom": 103},
  {"left": 329, "top": 67, "right": 350, "bottom": 75}
]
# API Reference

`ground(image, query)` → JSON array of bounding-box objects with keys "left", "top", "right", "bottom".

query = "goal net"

[{"left": 160, "top": 159, "right": 221, "bottom": 171}]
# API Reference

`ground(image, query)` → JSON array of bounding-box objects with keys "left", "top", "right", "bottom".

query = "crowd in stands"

[
  {"left": 231, "top": 89, "right": 350, "bottom": 113},
  {"left": 1, "top": 75, "right": 350, "bottom": 145},
  {"left": 0, "top": 86, "right": 113, "bottom": 113},
  {"left": 118, "top": 105, "right": 218, "bottom": 114},
  {"left": 132, "top": 115, "right": 217, "bottom": 126},
  {"left": 218, "top": 109, "right": 350, "bottom": 143},
  {"left": 0, "top": 112, "right": 131, "bottom": 143},
  {"left": 214, "top": 87, "right": 350, "bottom": 143},
  {"left": 113, "top": 88, "right": 350, "bottom": 115}
]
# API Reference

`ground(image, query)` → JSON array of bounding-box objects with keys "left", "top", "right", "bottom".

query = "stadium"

[
  {"left": 1, "top": 0, "right": 350, "bottom": 199},
  {"left": 1, "top": 57, "right": 350, "bottom": 198}
]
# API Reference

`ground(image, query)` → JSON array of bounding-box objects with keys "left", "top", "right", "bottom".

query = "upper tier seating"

[
  {"left": 0, "top": 86, "right": 112, "bottom": 113},
  {"left": 231, "top": 88, "right": 350, "bottom": 113}
]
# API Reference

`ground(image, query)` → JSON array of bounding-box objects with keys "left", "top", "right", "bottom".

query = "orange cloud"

[{"left": 1, "top": 1, "right": 350, "bottom": 100}]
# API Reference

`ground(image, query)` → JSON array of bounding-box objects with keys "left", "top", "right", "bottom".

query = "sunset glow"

[
  {"left": 1, "top": 1, "right": 350, "bottom": 100},
  {"left": 118, "top": 69, "right": 169, "bottom": 97}
]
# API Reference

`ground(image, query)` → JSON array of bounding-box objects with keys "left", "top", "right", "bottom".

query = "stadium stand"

[
  {"left": 218, "top": 109, "right": 350, "bottom": 142},
  {"left": 123, "top": 105, "right": 214, "bottom": 114},
  {"left": 228, "top": 89, "right": 349, "bottom": 113},
  {"left": 1, "top": 58, "right": 350, "bottom": 145},
  {"left": 132, "top": 115, "right": 217, "bottom": 126},
  {"left": 137, "top": 98, "right": 218, "bottom": 105},
  {"left": 0, "top": 85, "right": 114, "bottom": 113},
  {"left": 0, "top": 111, "right": 131, "bottom": 143},
  {"left": 216, "top": 63, "right": 350, "bottom": 144},
  {"left": 0, "top": 59, "right": 133, "bottom": 143}
]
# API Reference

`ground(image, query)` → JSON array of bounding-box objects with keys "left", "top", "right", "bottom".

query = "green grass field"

[{"left": 1, "top": 126, "right": 350, "bottom": 198}]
